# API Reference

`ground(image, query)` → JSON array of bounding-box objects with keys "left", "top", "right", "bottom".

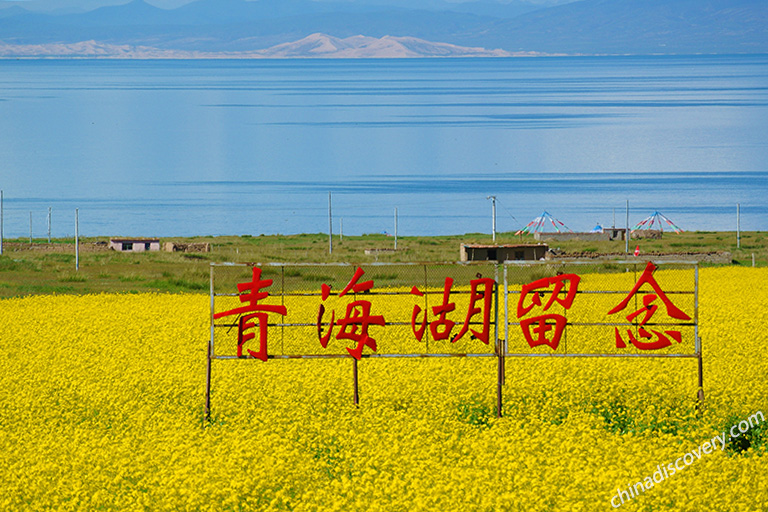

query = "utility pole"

[
  {"left": 29, "top": 212, "right": 32, "bottom": 244},
  {"left": 75, "top": 209, "right": 79, "bottom": 271},
  {"left": 47, "top": 207, "right": 51, "bottom": 244},
  {"left": 487, "top": 196, "right": 497, "bottom": 242},
  {"left": 394, "top": 207, "right": 398, "bottom": 251},
  {"left": 737, "top": 203, "right": 741, "bottom": 249},
  {"left": 625, "top": 200, "right": 630, "bottom": 254},
  {"left": 328, "top": 192, "right": 333, "bottom": 255}
]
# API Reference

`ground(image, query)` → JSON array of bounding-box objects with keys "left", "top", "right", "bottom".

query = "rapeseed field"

[{"left": 0, "top": 267, "right": 766, "bottom": 511}]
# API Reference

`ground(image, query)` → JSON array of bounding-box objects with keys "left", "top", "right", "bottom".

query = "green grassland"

[{"left": 0, "top": 230, "right": 764, "bottom": 298}]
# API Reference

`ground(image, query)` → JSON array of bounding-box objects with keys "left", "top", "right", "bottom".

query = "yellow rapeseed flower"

[{"left": 0, "top": 268, "right": 765, "bottom": 510}]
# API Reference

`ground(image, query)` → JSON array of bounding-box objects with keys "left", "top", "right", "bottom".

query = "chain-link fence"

[
  {"left": 503, "top": 260, "right": 698, "bottom": 357},
  {"left": 209, "top": 262, "right": 500, "bottom": 360},
  {"left": 210, "top": 260, "right": 698, "bottom": 360}
]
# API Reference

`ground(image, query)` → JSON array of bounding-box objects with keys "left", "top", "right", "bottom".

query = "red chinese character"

[
  {"left": 452, "top": 278, "right": 495, "bottom": 344},
  {"left": 608, "top": 261, "right": 691, "bottom": 350},
  {"left": 213, "top": 267, "right": 287, "bottom": 361},
  {"left": 410, "top": 277, "right": 458, "bottom": 341},
  {"left": 410, "top": 281, "right": 452, "bottom": 342},
  {"left": 410, "top": 286, "right": 428, "bottom": 341},
  {"left": 516, "top": 274, "right": 580, "bottom": 350},
  {"left": 316, "top": 267, "right": 385, "bottom": 360},
  {"left": 430, "top": 277, "right": 458, "bottom": 340},
  {"left": 410, "top": 277, "right": 495, "bottom": 344}
]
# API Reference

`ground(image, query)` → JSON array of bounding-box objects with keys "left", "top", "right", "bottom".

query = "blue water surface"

[{"left": 0, "top": 55, "right": 766, "bottom": 237}]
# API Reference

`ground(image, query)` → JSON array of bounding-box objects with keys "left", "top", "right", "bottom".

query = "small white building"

[{"left": 109, "top": 238, "right": 161, "bottom": 252}]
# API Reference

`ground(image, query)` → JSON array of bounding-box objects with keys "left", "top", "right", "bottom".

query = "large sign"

[{"left": 205, "top": 261, "right": 700, "bottom": 419}]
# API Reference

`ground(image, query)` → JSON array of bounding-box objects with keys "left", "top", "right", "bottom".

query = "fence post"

[
  {"left": 693, "top": 264, "right": 703, "bottom": 412},
  {"left": 696, "top": 336, "right": 704, "bottom": 412},
  {"left": 501, "top": 264, "right": 508, "bottom": 386},
  {"left": 353, "top": 358, "right": 360, "bottom": 407},
  {"left": 205, "top": 264, "right": 214, "bottom": 422},
  {"left": 495, "top": 264, "right": 503, "bottom": 418}
]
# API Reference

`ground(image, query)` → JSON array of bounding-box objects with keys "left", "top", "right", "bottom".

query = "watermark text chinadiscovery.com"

[{"left": 610, "top": 411, "right": 765, "bottom": 508}]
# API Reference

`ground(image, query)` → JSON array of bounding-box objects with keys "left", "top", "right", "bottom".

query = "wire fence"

[
  {"left": 205, "top": 260, "right": 700, "bottom": 419},
  {"left": 504, "top": 260, "right": 698, "bottom": 357},
  {"left": 210, "top": 262, "right": 500, "bottom": 360}
]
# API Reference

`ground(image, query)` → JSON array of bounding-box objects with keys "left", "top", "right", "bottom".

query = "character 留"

[{"left": 516, "top": 273, "right": 580, "bottom": 350}]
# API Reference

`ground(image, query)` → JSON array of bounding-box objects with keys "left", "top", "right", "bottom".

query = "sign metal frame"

[{"left": 204, "top": 260, "right": 701, "bottom": 421}]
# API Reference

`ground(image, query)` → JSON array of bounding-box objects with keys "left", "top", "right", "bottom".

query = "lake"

[{"left": 0, "top": 55, "right": 766, "bottom": 238}]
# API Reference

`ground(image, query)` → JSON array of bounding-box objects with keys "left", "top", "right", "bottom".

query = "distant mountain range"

[
  {"left": 255, "top": 33, "right": 513, "bottom": 58},
  {"left": 0, "top": 0, "right": 766, "bottom": 57},
  {"left": 0, "top": 33, "right": 520, "bottom": 58}
]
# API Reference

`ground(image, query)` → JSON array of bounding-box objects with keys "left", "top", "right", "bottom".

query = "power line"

[{"left": 495, "top": 198, "right": 521, "bottom": 231}]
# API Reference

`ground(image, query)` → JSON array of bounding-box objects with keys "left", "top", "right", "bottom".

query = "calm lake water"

[{"left": 1, "top": 55, "right": 767, "bottom": 238}]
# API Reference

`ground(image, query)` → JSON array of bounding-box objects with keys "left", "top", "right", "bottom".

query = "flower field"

[{"left": 1, "top": 266, "right": 766, "bottom": 511}]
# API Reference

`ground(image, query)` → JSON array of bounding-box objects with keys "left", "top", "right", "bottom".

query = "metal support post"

[
  {"left": 353, "top": 358, "right": 360, "bottom": 407},
  {"left": 495, "top": 264, "right": 503, "bottom": 418},
  {"left": 205, "top": 265, "right": 215, "bottom": 422},
  {"left": 696, "top": 336, "right": 704, "bottom": 412}
]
